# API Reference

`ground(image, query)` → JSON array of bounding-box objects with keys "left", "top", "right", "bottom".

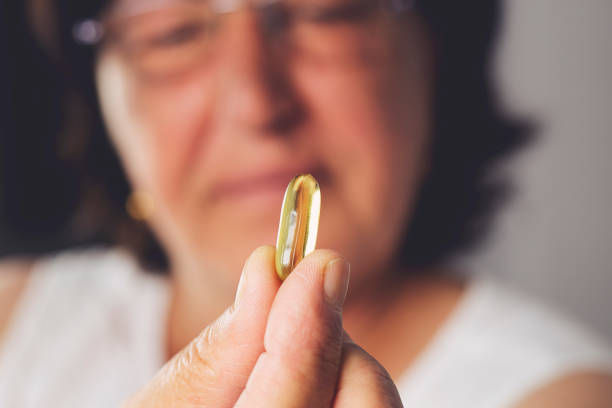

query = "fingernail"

[{"left": 324, "top": 258, "right": 350, "bottom": 307}]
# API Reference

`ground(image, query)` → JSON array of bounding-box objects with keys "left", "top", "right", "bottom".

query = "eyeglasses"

[{"left": 74, "top": 0, "right": 415, "bottom": 80}]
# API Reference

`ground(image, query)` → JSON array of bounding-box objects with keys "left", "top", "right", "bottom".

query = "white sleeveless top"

[{"left": 1, "top": 249, "right": 611, "bottom": 407}]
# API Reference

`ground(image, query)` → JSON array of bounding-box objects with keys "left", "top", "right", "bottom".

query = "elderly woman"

[{"left": 1, "top": 0, "right": 611, "bottom": 406}]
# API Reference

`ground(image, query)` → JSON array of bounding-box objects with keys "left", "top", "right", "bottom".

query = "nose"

[{"left": 216, "top": 10, "right": 303, "bottom": 135}]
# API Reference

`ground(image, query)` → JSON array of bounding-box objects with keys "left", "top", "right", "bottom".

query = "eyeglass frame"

[{"left": 72, "top": 0, "right": 416, "bottom": 46}]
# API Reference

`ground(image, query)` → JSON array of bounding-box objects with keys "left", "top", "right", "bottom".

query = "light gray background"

[{"left": 467, "top": 0, "right": 612, "bottom": 340}]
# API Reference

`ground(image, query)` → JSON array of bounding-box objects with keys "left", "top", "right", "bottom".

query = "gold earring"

[{"left": 126, "top": 190, "right": 155, "bottom": 221}]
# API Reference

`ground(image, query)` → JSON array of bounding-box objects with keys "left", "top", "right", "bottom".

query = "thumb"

[
  {"left": 123, "top": 246, "right": 281, "bottom": 408},
  {"left": 235, "top": 250, "right": 350, "bottom": 407}
]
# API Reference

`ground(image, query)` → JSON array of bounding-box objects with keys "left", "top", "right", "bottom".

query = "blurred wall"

[{"left": 470, "top": 0, "right": 612, "bottom": 340}]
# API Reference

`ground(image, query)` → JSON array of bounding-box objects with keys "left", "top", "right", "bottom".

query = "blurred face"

[{"left": 95, "top": 0, "right": 434, "bottom": 290}]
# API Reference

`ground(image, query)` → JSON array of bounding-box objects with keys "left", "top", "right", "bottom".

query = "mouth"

[{"left": 209, "top": 166, "right": 327, "bottom": 206}]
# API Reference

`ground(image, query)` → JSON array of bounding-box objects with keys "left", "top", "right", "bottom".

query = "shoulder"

[
  {"left": 31, "top": 246, "right": 168, "bottom": 297},
  {"left": 514, "top": 370, "right": 612, "bottom": 408},
  {"left": 0, "top": 260, "right": 32, "bottom": 345},
  {"left": 462, "top": 278, "right": 612, "bottom": 372},
  {"left": 0, "top": 247, "right": 170, "bottom": 406},
  {"left": 1, "top": 246, "right": 169, "bottom": 340},
  {"left": 14, "top": 247, "right": 170, "bottom": 335},
  {"left": 397, "top": 276, "right": 612, "bottom": 408},
  {"left": 467, "top": 278, "right": 612, "bottom": 407}
]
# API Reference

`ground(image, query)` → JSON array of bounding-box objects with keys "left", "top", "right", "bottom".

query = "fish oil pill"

[{"left": 275, "top": 174, "right": 321, "bottom": 280}]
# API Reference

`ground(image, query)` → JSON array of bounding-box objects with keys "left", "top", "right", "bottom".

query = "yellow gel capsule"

[{"left": 275, "top": 174, "right": 321, "bottom": 280}]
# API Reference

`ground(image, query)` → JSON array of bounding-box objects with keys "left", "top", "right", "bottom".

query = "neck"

[
  {"left": 165, "top": 261, "right": 237, "bottom": 358},
  {"left": 165, "top": 260, "right": 403, "bottom": 357},
  {"left": 342, "top": 266, "right": 407, "bottom": 337},
  {"left": 343, "top": 268, "right": 465, "bottom": 380}
]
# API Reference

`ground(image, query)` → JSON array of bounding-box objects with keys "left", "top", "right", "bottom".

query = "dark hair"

[{"left": 0, "top": 0, "right": 530, "bottom": 270}]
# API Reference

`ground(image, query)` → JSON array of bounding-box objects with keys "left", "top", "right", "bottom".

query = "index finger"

[{"left": 124, "top": 246, "right": 281, "bottom": 408}]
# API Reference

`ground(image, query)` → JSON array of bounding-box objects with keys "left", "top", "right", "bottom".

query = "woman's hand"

[{"left": 123, "top": 246, "right": 403, "bottom": 407}]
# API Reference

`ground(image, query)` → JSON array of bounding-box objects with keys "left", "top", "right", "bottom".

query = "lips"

[{"left": 209, "top": 166, "right": 325, "bottom": 203}]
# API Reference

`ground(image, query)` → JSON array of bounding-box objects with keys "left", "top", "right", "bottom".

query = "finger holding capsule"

[
  {"left": 275, "top": 174, "right": 321, "bottom": 280},
  {"left": 234, "top": 249, "right": 350, "bottom": 408}
]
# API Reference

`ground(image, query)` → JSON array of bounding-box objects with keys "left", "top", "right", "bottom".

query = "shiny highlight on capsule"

[{"left": 275, "top": 174, "right": 321, "bottom": 280}]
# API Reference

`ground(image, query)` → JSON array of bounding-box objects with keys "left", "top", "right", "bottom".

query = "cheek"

[
  {"left": 97, "top": 54, "right": 222, "bottom": 253},
  {"left": 127, "top": 73, "right": 218, "bottom": 207},
  {"left": 306, "top": 69, "right": 427, "bottom": 210},
  {"left": 292, "top": 44, "right": 431, "bottom": 270},
  {"left": 321, "top": 102, "right": 426, "bottom": 259}
]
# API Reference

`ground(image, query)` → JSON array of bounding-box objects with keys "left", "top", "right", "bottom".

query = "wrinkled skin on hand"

[{"left": 123, "top": 246, "right": 403, "bottom": 408}]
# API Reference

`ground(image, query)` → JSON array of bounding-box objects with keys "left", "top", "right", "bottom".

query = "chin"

[{"left": 192, "top": 228, "right": 274, "bottom": 270}]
